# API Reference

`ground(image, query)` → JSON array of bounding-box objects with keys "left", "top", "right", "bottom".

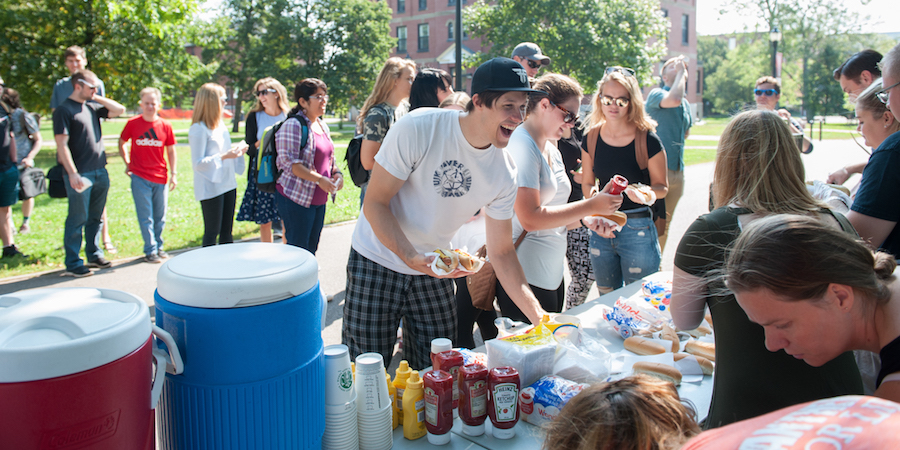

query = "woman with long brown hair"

[{"left": 580, "top": 67, "right": 668, "bottom": 294}]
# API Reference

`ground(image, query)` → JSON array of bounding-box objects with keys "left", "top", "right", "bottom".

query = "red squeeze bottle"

[
  {"left": 458, "top": 363, "right": 489, "bottom": 436},
  {"left": 434, "top": 350, "right": 464, "bottom": 416},
  {"left": 608, "top": 175, "right": 628, "bottom": 195},
  {"left": 423, "top": 370, "right": 454, "bottom": 445},
  {"left": 488, "top": 366, "right": 520, "bottom": 440}
]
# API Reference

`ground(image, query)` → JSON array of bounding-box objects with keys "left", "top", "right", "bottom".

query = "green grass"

[{"left": 2, "top": 118, "right": 358, "bottom": 278}]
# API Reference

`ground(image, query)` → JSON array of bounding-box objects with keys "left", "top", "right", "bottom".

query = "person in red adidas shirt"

[{"left": 118, "top": 87, "right": 177, "bottom": 263}]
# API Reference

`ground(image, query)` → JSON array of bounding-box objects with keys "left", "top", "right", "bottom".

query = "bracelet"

[{"left": 580, "top": 219, "right": 586, "bottom": 227}]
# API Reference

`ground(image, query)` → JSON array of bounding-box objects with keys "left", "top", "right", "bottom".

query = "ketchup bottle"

[
  {"left": 458, "top": 363, "right": 489, "bottom": 436},
  {"left": 423, "top": 370, "right": 454, "bottom": 445},
  {"left": 434, "top": 350, "right": 464, "bottom": 417},
  {"left": 430, "top": 338, "right": 452, "bottom": 368},
  {"left": 488, "top": 366, "right": 520, "bottom": 439},
  {"left": 608, "top": 175, "right": 628, "bottom": 195}
]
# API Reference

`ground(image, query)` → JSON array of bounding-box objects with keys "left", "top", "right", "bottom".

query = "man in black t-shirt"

[{"left": 52, "top": 70, "right": 125, "bottom": 277}]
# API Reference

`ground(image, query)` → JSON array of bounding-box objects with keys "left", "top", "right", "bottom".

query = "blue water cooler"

[{"left": 154, "top": 243, "right": 325, "bottom": 449}]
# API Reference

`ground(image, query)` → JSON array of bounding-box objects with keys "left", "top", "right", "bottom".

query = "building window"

[
  {"left": 397, "top": 26, "right": 407, "bottom": 54},
  {"left": 660, "top": 8, "right": 668, "bottom": 17},
  {"left": 448, "top": 21, "right": 453, "bottom": 40},
  {"left": 419, "top": 0, "right": 426, "bottom": 11},
  {"left": 681, "top": 14, "right": 689, "bottom": 45},
  {"left": 418, "top": 23, "right": 429, "bottom": 52},
  {"left": 448, "top": 0, "right": 466, "bottom": 5}
]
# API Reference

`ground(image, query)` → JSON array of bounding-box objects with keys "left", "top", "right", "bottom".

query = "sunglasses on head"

[
  {"left": 526, "top": 60, "right": 542, "bottom": 70},
  {"left": 77, "top": 78, "right": 98, "bottom": 90},
  {"left": 256, "top": 88, "right": 276, "bottom": 97},
  {"left": 600, "top": 95, "right": 629, "bottom": 108},
  {"left": 220, "top": 95, "right": 228, "bottom": 102},
  {"left": 754, "top": 88, "right": 779, "bottom": 97},
  {"left": 549, "top": 101, "right": 578, "bottom": 124},
  {"left": 605, "top": 66, "right": 636, "bottom": 77}
]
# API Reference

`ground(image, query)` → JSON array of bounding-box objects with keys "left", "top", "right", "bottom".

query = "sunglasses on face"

[
  {"left": 256, "top": 88, "right": 276, "bottom": 97},
  {"left": 600, "top": 95, "right": 629, "bottom": 108},
  {"left": 754, "top": 88, "right": 779, "bottom": 97},
  {"left": 526, "top": 60, "right": 541, "bottom": 70},
  {"left": 550, "top": 101, "right": 579, "bottom": 124},
  {"left": 877, "top": 80, "right": 900, "bottom": 104},
  {"left": 77, "top": 79, "right": 99, "bottom": 90},
  {"left": 605, "top": 66, "right": 636, "bottom": 77},
  {"left": 310, "top": 94, "right": 329, "bottom": 102}
]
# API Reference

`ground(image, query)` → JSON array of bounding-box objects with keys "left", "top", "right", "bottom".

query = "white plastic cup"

[
  {"left": 355, "top": 354, "right": 391, "bottom": 412},
  {"left": 552, "top": 314, "right": 581, "bottom": 328},
  {"left": 355, "top": 352, "right": 385, "bottom": 374},
  {"left": 325, "top": 345, "right": 355, "bottom": 405}
]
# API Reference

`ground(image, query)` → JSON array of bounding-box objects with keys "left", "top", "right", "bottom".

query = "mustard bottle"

[
  {"left": 402, "top": 370, "right": 426, "bottom": 440},
  {"left": 394, "top": 360, "right": 411, "bottom": 424},
  {"left": 387, "top": 372, "right": 399, "bottom": 429}
]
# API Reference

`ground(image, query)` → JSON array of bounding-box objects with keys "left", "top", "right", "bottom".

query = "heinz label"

[
  {"left": 425, "top": 387, "right": 438, "bottom": 426},
  {"left": 469, "top": 380, "right": 487, "bottom": 417},
  {"left": 493, "top": 383, "right": 518, "bottom": 422}
]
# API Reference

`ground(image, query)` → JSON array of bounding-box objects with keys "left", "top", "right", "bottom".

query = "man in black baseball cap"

[
  {"left": 511, "top": 42, "right": 551, "bottom": 78},
  {"left": 342, "top": 57, "right": 551, "bottom": 370}
]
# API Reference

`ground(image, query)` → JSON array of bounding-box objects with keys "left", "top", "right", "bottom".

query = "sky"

[{"left": 696, "top": 0, "right": 900, "bottom": 36}]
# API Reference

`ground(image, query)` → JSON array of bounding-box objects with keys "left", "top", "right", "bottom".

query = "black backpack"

[
  {"left": 345, "top": 104, "right": 390, "bottom": 187},
  {"left": 257, "top": 114, "right": 307, "bottom": 193}
]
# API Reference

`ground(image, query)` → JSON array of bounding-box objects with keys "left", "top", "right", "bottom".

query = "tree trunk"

[{"left": 232, "top": 89, "right": 242, "bottom": 133}]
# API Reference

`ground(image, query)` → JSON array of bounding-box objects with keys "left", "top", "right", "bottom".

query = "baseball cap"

[
  {"left": 511, "top": 42, "right": 551, "bottom": 65},
  {"left": 470, "top": 57, "right": 546, "bottom": 96}
]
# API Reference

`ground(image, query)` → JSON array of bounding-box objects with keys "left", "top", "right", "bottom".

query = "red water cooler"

[{"left": 0, "top": 288, "right": 182, "bottom": 450}]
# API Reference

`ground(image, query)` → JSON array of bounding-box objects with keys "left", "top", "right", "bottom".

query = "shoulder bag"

[{"left": 467, "top": 231, "right": 527, "bottom": 311}]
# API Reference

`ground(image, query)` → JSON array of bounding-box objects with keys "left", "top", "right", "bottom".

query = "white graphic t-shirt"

[{"left": 352, "top": 108, "right": 518, "bottom": 275}]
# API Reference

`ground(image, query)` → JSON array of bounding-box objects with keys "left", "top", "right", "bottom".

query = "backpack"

[
  {"left": 345, "top": 104, "right": 389, "bottom": 187},
  {"left": 257, "top": 114, "right": 307, "bottom": 193}
]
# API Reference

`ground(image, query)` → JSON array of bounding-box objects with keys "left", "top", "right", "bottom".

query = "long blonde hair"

[
  {"left": 712, "top": 109, "right": 825, "bottom": 213},
  {"left": 584, "top": 71, "right": 657, "bottom": 133},
  {"left": 249, "top": 77, "right": 290, "bottom": 114},
  {"left": 192, "top": 83, "right": 226, "bottom": 129},
  {"left": 357, "top": 57, "right": 416, "bottom": 128}
]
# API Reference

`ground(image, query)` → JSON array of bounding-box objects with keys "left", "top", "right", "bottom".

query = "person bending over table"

[{"left": 671, "top": 110, "right": 863, "bottom": 428}]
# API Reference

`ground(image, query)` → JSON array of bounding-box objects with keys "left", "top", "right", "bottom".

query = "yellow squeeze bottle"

[
  {"left": 402, "top": 370, "right": 426, "bottom": 440},
  {"left": 394, "top": 360, "right": 411, "bottom": 424},
  {"left": 387, "top": 372, "right": 399, "bottom": 429}
]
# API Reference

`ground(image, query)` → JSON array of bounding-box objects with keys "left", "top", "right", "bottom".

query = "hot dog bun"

[
  {"left": 660, "top": 324, "right": 680, "bottom": 352},
  {"left": 454, "top": 249, "right": 482, "bottom": 271},
  {"left": 677, "top": 324, "right": 713, "bottom": 338},
  {"left": 594, "top": 211, "right": 628, "bottom": 228},
  {"left": 674, "top": 353, "right": 715, "bottom": 375},
  {"left": 685, "top": 340, "right": 716, "bottom": 362},
  {"left": 433, "top": 249, "right": 459, "bottom": 272},
  {"left": 624, "top": 336, "right": 667, "bottom": 355},
  {"left": 632, "top": 362, "right": 682, "bottom": 385},
  {"left": 626, "top": 183, "right": 655, "bottom": 205}
]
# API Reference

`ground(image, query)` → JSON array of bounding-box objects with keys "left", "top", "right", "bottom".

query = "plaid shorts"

[{"left": 342, "top": 248, "right": 456, "bottom": 370}]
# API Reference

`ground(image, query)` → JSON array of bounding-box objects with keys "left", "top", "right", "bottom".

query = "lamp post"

[{"left": 769, "top": 26, "right": 781, "bottom": 78}]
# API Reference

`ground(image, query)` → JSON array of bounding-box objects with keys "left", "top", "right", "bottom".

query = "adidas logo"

[{"left": 135, "top": 128, "right": 164, "bottom": 148}]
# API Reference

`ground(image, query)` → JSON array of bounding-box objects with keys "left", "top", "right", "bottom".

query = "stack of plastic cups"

[
  {"left": 324, "top": 345, "right": 359, "bottom": 450},
  {"left": 355, "top": 353, "right": 394, "bottom": 450}
]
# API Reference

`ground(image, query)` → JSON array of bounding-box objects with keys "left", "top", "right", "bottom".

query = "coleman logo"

[{"left": 42, "top": 410, "right": 120, "bottom": 448}]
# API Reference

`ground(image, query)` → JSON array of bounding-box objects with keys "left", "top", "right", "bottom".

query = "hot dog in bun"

[
  {"left": 433, "top": 249, "right": 459, "bottom": 272},
  {"left": 593, "top": 211, "right": 627, "bottom": 228},
  {"left": 632, "top": 362, "right": 682, "bottom": 385},
  {"left": 625, "top": 183, "right": 656, "bottom": 205},
  {"left": 454, "top": 249, "right": 484, "bottom": 272}
]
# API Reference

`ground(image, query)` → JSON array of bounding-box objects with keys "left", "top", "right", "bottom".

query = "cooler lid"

[
  {"left": 0, "top": 288, "right": 151, "bottom": 382},
  {"left": 156, "top": 242, "right": 319, "bottom": 308}
]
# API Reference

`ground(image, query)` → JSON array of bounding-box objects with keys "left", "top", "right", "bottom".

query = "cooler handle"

[
  {"left": 150, "top": 347, "right": 167, "bottom": 409},
  {"left": 152, "top": 324, "right": 184, "bottom": 375}
]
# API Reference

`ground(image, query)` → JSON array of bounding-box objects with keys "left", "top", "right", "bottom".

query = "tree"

[
  {"left": 805, "top": 42, "right": 848, "bottom": 118},
  {"left": 0, "top": 0, "right": 204, "bottom": 114},
  {"left": 697, "top": 36, "right": 729, "bottom": 115},
  {"left": 703, "top": 40, "right": 768, "bottom": 115},
  {"left": 464, "top": 0, "right": 669, "bottom": 90},
  {"left": 200, "top": 0, "right": 394, "bottom": 131}
]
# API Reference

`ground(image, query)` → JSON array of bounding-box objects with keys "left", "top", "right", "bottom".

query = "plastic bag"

[
  {"left": 519, "top": 376, "right": 589, "bottom": 426},
  {"left": 807, "top": 180, "right": 852, "bottom": 213},
  {"left": 486, "top": 325, "right": 556, "bottom": 387},
  {"left": 552, "top": 327, "right": 611, "bottom": 383}
]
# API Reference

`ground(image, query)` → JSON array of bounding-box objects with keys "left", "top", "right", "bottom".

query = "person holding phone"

[{"left": 188, "top": 83, "right": 248, "bottom": 247}]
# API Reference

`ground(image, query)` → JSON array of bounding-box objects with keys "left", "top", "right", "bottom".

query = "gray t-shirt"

[
  {"left": 508, "top": 126, "right": 571, "bottom": 290},
  {"left": 10, "top": 108, "right": 40, "bottom": 162}
]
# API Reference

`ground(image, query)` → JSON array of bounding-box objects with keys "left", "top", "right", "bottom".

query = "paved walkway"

[{"left": 0, "top": 139, "right": 868, "bottom": 355}]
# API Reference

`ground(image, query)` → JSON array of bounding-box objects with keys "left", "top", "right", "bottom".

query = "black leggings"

[
  {"left": 496, "top": 279, "right": 565, "bottom": 324},
  {"left": 454, "top": 279, "right": 499, "bottom": 349},
  {"left": 200, "top": 189, "right": 237, "bottom": 247}
]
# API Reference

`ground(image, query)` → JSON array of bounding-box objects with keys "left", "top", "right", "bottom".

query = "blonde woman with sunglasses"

[
  {"left": 236, "top": 77, "right": 290, "bottom": 243},
  {"left": 580, "top": 67, "right": 667, "bottom": 294}
]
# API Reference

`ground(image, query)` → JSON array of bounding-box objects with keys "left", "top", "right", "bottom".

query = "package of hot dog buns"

[
  {"left": 520, "top": 376, "right": 589, "bottom": 426},
  {"left": 486, "top": 325, "right": 557, "bottom": 387}
]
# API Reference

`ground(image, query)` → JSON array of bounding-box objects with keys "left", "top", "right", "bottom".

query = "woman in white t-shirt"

[{"left": 494, "top": 73, "right": 622, "bottom": 323}]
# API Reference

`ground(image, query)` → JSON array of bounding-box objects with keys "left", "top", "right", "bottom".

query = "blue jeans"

[
  {"left": 131, "top": 175, "right": 167, "bottom": 255},
  {"left": 275, "top": 191, "right": 326, "bottom": 254},
  {"left": 63, "top": 168, "right": 110, "bottom": 270},
  {"left": 589, "top": 214, "right": 660, "bottom": 292}
]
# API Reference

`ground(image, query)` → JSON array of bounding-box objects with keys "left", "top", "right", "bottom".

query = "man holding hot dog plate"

[{"left": 342, "top": 58, "right": 623, "bottom": 371}]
